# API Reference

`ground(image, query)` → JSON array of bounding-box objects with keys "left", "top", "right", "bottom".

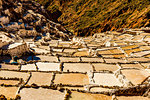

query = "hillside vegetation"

[{"left": 35, "top": 0, "right": 150, "bottom": 36}]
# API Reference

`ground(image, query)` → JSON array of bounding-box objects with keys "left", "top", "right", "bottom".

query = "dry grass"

[{"left": 37, "top": 0, "right": 150, "bottom": 36}]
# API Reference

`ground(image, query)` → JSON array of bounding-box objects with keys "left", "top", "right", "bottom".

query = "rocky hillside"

[
  {"left": 36, "top": 0, "right": 150, "bottom": 36},
  {"left": 0, "top": 0, "right": 72, "bottom": 41}
]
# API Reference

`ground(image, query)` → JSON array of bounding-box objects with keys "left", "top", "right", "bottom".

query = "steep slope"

[
  {"left": 36, "top": 0, "right": 150, "bottom": 36},
  {"left": 0, "top": 0, "right": 72, "bottom": 41}
]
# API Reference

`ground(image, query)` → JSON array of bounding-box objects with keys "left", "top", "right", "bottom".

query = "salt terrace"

[{"left": 1, "top": 27, "right": 150, "bottom": 99}]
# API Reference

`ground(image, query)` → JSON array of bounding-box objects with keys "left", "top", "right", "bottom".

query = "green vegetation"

[
  {"left": 47, "top": 5, "right": 59, "bottom": 13},
  {"left": 35, "top": 0, "right": 150, "bottom": 36}
]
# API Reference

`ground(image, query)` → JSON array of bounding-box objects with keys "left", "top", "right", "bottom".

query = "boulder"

[
  {"left": 4, "top": 9, "right": 11, "bottom": 16},
  {"left": 17, "top": 29, "right": 28, "bottom": 37},
  {"left": 55, "top": 31, "right": 69, "bottom": 41},
  {"left": 0, "top": 16, "right": 10, "bottom": 24},
  {"left": 14, "top": 4, "right": 23, "bottom": 14},
  {"left": 23, "top": 13, "right": 35, "bottom": 22},
  {"left": 19, "top": 23, "right": 25, "bottom": 29},
  {"left": 7, "top": 22, "right": 19, "bottom": 30},
  {"left": 17, "top": 29, "right": 40, "bottom": 37},
  {"left": 55, "top": 24, "right": 68, "bottom": 33}
]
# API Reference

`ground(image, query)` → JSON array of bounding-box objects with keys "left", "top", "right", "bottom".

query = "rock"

[
  {"left": 0, "top": 16, "right": 10, "bottom": 24},
  {"left": 23, "top": 13, "right": 35, "bottom": 22},
  {"left": 8, "top": 22, "right": 19, "bottom": 29},
  {"left": 55, "top": 24, "right": 68, "bottom": 33},
  {"left": 17, "top": 29, "right": 39, "bottom": 38},
  {"left": 4, "top": 9, "right": 11, "bottom": 16},
  {"left": 0, "top": 0, "right": 72, "bottom": 41},
  {"left": 14, "top": 4, "right": 23, "bottom": 14}
]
